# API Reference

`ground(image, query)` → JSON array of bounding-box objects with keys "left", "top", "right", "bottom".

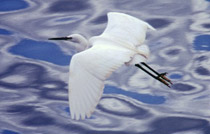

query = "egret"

[{"left": 49, "top": 12, "right": 172, "bottom": 120}]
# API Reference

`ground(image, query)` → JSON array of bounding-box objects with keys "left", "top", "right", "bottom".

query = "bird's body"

[
  {"left": 49, "top": 12, "right": 172, "bottom": 120},
  {"left": 69, "top": 12, "right": 154, "bottom": 120}
]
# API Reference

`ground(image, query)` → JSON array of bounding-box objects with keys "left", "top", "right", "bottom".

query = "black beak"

[{"left": 48, "top": 37, "right": 72, "bottom": 40}]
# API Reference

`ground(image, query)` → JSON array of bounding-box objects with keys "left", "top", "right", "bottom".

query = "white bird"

[{"left": 49, "top": 12, "right": 172, "bottom": 120}]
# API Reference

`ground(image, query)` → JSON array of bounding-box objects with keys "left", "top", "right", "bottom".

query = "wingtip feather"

[{"left": 147, "top": 24, "right": 156, "bottom": 31}]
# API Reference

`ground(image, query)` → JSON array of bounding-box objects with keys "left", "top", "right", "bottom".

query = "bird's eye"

[{"left": 67, "top": 37, "right": 73, "bottom": 40}]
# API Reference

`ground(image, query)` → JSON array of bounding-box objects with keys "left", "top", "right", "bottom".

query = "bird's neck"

[
  {"left": 80, "top": 36, "right": 89, "bottom": 49},
  {"left": 69, "top": 34, "right": 89, "bottom": 52},
  {"left": 76, "top": 35, "right": 89, "bottom": 52}
]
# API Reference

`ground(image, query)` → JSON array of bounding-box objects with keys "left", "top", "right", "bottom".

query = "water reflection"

[
  {"left": 172, "top": 83, "right": 195, "bottom": 91},
  {"left": 193, "top": 35, "right": 210, "bottom": 51},
  {"left": 0, "top": 63, "right": 44, "bottom": 88},
  {"left": 146, "top": 18, "right": 171, "bottom": 29},
  {"left": 2, "top": 130, "right": 20, "bottom": 134},
  {"left": 98, "top": 96, "right": 151, "bottom": 119},
  {"left": 104, "top": 86, "right": 165, "bottom": 104},
  {"left": 147, "top": 117, "right": 209, "bottom": 134},
  {"left": 22, "top": 114, "right": 56, "bottom": 126},
  {"left": 48, "top": 0, "right": 91, "bottom": 13},
  {"left": 0, "top": 0, "right": 28, "bottom": 11},
  {"left": 0, "top": 0, "right": 210, "bottom": 134},
  {"left": 9, "top": 39, "right": 71, "bottom": 66},
  {"left": 91, "top": 15, "right": 107, "bottom": 24},
  {"left": 0, "top": 28, "right": 13, "bottom": 35}
]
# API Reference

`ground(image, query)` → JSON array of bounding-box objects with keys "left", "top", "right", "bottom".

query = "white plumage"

[
  {"left": 49, "top": 12, "right": 156, "bottom": 120},
  {"left": 69, "top": 45, "right": 134, "bottom": 120}
]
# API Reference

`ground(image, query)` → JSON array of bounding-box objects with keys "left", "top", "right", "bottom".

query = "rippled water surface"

[{"left": 0, "top": 0, "right": 210, "bottom": 134}]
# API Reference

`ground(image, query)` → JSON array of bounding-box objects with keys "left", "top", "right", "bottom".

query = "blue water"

[
  {"left": 9, "top": 39, "right": 71, "bottom": 66},
  {"left": 0, "top": 0, "right": 28, "bottom": 12},
  {"left": 194, "top": 35, "right": 210, "bottom": 51},
  {"left": 0, "top": 28, "right": 13, "bottom": 35},
  {"left": 104, "top": 86, "right": 165, "bottom": 104},
  {"left": 0, "top": 0, "right": 210, "bottom": 134}
]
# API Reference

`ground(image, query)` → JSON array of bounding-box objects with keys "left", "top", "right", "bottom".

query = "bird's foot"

[
  {"left": 157, "top": 72, "right": 173, "bottom": 88},
  {"left": 135, "top": 63, "right": 173, "bottom": 88}
]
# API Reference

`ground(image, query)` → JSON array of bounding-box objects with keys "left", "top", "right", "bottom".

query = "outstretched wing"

[
  {"left": 90, "top": 12, "right": 156, "bottom": 49},
  {"left": 68, "top": 45, "right": 133, "bottom": 120}
]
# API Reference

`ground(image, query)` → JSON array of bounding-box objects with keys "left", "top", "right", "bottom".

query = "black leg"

[
  {"left": 135, "top": 63, "right": 172, "bottom": 88},
  {"left": 141, "top": 62, "right": 159, "bottom": 75},
  {"left": 135, "top": 64, "right": 158, "bottom": 80},
  {"left": 141, "top": 62, "right": 173, "bottom": 84}
]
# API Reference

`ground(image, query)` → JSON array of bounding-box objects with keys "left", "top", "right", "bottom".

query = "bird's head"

[
  {"left": 49, "top": 34, "right": 85, "bottom": 43},
  {"left": 48, "top": 34, "right": 89, "bottom": 51}
]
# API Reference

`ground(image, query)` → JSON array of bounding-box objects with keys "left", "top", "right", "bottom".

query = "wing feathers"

[
  {"left": 90, "top": 12, "right": 155, "bottom": 49},
  {"left": 68, "top": 45, "right": 133, "bottom": 120},
  {"left": 68, "top": 12, "right": 154, "bottom": 120}
]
